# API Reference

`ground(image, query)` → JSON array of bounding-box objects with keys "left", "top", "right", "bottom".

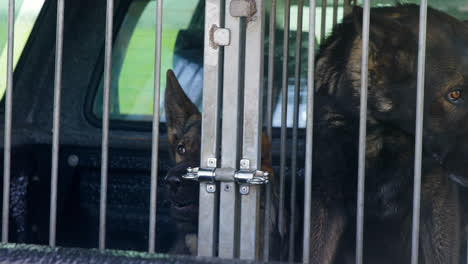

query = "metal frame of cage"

[{"left": 1, "top": 0, "right": 429, "bottom": 263}]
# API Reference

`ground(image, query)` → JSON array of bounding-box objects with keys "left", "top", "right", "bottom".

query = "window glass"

[
  {"left": 92, "top": 0, "right": 201, "bottom": 122},
  {"left": 93, "top": 0, "right": 322, "bottom": 127},
  {"left": 0, "top": 0, "right": 45, "bottom": 99},
  {"left": 93, "top": 0, "right": 468, "bottom": 128},
  {"left": 271, "top": 3, "right": 343, "bottom": 128}
]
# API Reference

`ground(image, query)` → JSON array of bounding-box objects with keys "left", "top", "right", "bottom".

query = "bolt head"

[
  {"left": 240, "top": 185, "right": 249, "bottom": 195},
  {"left": 207, "top": 158, "right": 217, "bottom": 167},
  {"left": 207, "top": 184, "right": 216, "bottom": 193}
]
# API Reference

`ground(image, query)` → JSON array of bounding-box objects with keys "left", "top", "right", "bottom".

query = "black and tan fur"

[{"left": 310, "top": 4, "right": 468, "bottom": 264}]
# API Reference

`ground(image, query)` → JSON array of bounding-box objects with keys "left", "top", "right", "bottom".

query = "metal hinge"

[{"left": 183, "top": 159, "right": 269, "bottom": 194}]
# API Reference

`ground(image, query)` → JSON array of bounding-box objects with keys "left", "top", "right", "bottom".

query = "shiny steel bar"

[
  {"left": 263, "top": 0, "right": 276, "bottom": 260},
  {"left": 148, "top": 0, "right": 163, "bottom": 253},
  {"left": 49, "top": 0, "right": 65, "bottom": 247},
  {"left": 219, "top": 0, "right": 243, "bottom": 258},
  {"left": 266, "top": 0, "right": 276, "bottom": 139},
  {"left": 355, "top": 0, "right": 370, "bottom": 263},
  {"left": 302, "top": 0, "right": 316, "bottom": 262},
  {"left": 278, "top": 0, "right": 290, "bottom": 243},
  {"left": 2, "top": 0, "right": 14, "bottom": 243},
  {"left": 240, "top": 0, "right": 264, "bottom": 259},
  {"left": 289, "top": 0, "right": 303, "bottom": 261},
  {"left": 320, "top": 0, "right": 326, "bottom": 42},
  {"left": 99, "top": 0, "right": 114, "bottom": 250},
  {"left": 332, "top": 0, "right": 338, "bottom": 26},
  {"left": 411, "top": 1, "right": 428, "bottom": 264},
  {"left": 198, "top": 0, "right": 223, "bottom": 257}
]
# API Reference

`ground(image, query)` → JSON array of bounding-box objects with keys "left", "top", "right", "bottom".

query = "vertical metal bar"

[
  {"left": 263, "top": 0, "right": 276, "bottom": 260},
  {"left": 302, "top": 0, "right": 316, "bottom": 262},
  {"left": 99, "top": 0, "right": 113, "bottom": 250},
  {"left": 289, "top": 0, "right": 303, "bottom": 261},
  {"left": 198, "top": 0, "right": 223, "bottom": 257},
  {"left": 266, "top": 0, "right": 276, "bottom": 140},
  {"left": 219, "top": 0, "right": 243, "bottom": 258},
  {"left": 148, "top": 0, "right": 163, "bottom": 253},
  {"left": 240, "top": 0, "right": 265, "bottom": 260},
  {"left": 49, "top": 0, "right": 65, "bottom": 247},
  {"left": 2, "top": 0, "right": 14, "bottom": 243},
  {"left": 332, "top": 0, "right": 338, "bottom": 26},
  {"left": 263, "top": 175, "right": 272, "bottom": 260},
  {"left": 355, "top": 0, "right": 370, "bottom": 263},
  {"left": 320, "top": 0, "right": 326, "bottom": 43},
  {"left": 278, "top": 0, "right": 290, "bottom": 246},
  {"left": 411, "top": 1, "right": 428, "bottom": 264}
]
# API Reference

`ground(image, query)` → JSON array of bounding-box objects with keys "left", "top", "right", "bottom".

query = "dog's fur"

[
  {"left": 310, "top": 4, "right": 468, "bottom": 263},
  {"left": 163, "top": 70, "right": 285, "bottom": 258}
]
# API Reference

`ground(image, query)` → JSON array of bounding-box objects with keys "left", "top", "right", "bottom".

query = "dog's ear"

[{"left": 164, "top": 69, "right": 201, "bottom": 145}]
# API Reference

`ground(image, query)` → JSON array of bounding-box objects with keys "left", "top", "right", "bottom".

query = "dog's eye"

[
  {"left": 447, "top": 90, "right": 462, "bottom": 102},
  {"left": 177, "top": 144, "right": 186, "bottom": 155}
]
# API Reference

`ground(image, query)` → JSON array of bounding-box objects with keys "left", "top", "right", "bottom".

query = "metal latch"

[
  {"left": 183, "top": 159, "right": 269, "bottom": 194},
  {"left": 184, "top": 167, "right": 269, "bottom": 185}
]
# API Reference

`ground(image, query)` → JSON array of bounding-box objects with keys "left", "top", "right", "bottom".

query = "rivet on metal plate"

[
  {"left": 207, "top": 158, "right": 217, "bottom": 168},
  {"left": 213, "top": 27, "right": 231, "bottom": 47},
  {"left": 206, "top": 184, "right": 217, "bottom": 193},
  {"left": 240, "top": 159, "right": 250, "bottom": 169},
  {"left": 239, "top": 185, "right": 249, "bottom": 195}
]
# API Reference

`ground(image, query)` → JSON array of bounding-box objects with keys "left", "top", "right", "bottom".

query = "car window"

[
  {"left": 92, "top": 1, "right": 468, "bottom": 128},
  {"left": 91, "top": 0, "right": 338, "bottom": 128},
  {"left": 92, "top": 0, "right": 201, "bottom": 123},
  {"left": 0, "top": 0, "right": 45, "bottom": 100}
]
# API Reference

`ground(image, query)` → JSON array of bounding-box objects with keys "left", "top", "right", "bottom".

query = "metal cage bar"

[
  {"left": 289, "top": 0, "right": 303, "bottom": 261},
  {"left": 266, "top": 0, "right": 276, "bottom": 140},
  {"left": 332, "top": 0, "right": 338, "bottom": 26},
  {"left": 302, "top": 0, "right": 316, "bottom": 262},
  {"left": 355, "top": 0, "right": 370, "bottom": 263},
  {"left": 320, "top": 0, "right": 326, "bottom": 43},
  {"left": 263, "top": 0, "right": 276, "bottom": 260},
  {"left": 411, "top": 1, "right": 428, "bottom": 263},
  {"left": 99, "top": 0, "right": 114, "bottom": 250},
  {"left": 219, "top": 0, "right": 243, "bottom": 257},
  {"left": 278, "top": 0, "right": 290, "bottom": 242},
  {"left": 2, "top": 0, "right": 15, "bottom": 243},
  {"left": 49, "top": 0, "right": 65, "bottom": 247},
  {"left": 198, "top": 0, "right": 223, "bottom": 257},
  {"left": 239, "top": 0, "right": 265, "bottom": 260},
  {"left": 148, "top": 0, "right": 163, "bottom": 253}
]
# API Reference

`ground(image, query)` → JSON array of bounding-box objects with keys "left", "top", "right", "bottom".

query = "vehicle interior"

[{"left": 1, "top": 0, "right": 468, "bottom": 261}]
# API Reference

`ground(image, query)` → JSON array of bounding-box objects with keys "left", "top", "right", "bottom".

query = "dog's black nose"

[{"left": 166, "top": 173, "right": 181, "bottom": 193}]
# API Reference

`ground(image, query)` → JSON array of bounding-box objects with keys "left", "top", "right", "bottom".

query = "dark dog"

[
  {"left": 310, "top": 4, "right": 468, "bottom": 263},
  {"left": 163, "top": 70, "right": 285, "bottom": 258}
]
